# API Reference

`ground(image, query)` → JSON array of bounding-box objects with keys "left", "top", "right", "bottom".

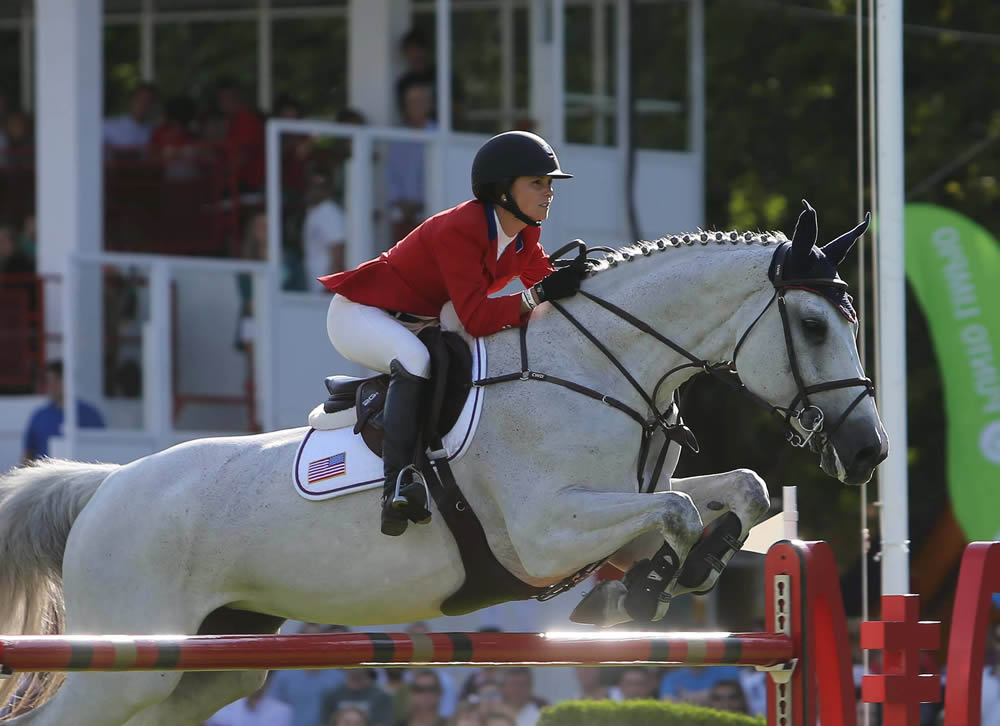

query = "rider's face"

[{"left": 509, "top": 175, "right": 554, "bottom": 223}]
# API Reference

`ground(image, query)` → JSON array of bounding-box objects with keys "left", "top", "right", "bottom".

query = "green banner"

[{"left": 905, "top": 204, "right": 1000, "bottom": 541}]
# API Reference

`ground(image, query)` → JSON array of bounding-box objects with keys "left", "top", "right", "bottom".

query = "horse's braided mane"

[{"left": 585, "top": 229, "right": 790, "bottom": 275}]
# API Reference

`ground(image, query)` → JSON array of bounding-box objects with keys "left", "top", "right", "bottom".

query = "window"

[
  {"left": 155, "top": 21, "right": 257, "bottom": 107},
  {"left": 0, "top": 28, "right": 20, "bottom": 113},
  {"left": 630, "top": 0, "right": 689, "bottom": 150},
  {"left": 104, "top": 24, "right": 141, "bottom": 116},
  {"left": 272, "top": 17, "right": 348, "bottom": 117}
]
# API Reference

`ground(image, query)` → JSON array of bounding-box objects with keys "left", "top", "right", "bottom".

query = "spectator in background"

[
  {"left": 397, "top": 27, "right": 465, "bottom": 128},
  {"left": 216, "top": 78, "right": 266, "bottom": 192},
  {"left": 707, "top": 679, "right": 749, "bottom": 715},
  {"left": 330, "top": 706, "right": 372, "bottom": 726},
  {"left": 205, "top": 675, "right": 293, "bottom": 726},
  {"left": 321, "top": 668, "right": 393, "bottom": 726},
  {"left": 979, "top": 623, "right": 1000, "bottom": 726},
  {"left": 18, "top": 216, "right": 36, "bottom": 265},
  {"left": 573, "top": 667, "right": 609, "bottom": 700},
  {"left": 0, "top": 88, "right": 8, "bottom": 146},
  {"left": 479, "top": 711, "right": 516, "bottom": 726},
  {"left": 103, "top": 83, "right": 158, "bottom": 152},
  {"left": 149, "top": 95, "right": 200, "bottom": 181},
  {"left": 447, "top": 702, "right": 482, "bottom": 726},
  {"left": 612, "top": 666, "right": 658, "bottom": 701},
  {"left": 498, "top": 668, "right": 545, "bottom": 726},
  {"left": 386, "top": 74, "right": 434, "bottom": 244},
  {"left": 302, "top": 169, "right": 346, "bottom": 291},
  {"left": 275, "top": 93, "right": 312, "bottom": 205},
  {"left": 269, "top": 623, "right": 347, "bottom": 726},
  {"left": 400, "top": 670, "right": 447, "bottom": 726},
  {"left": 0, "top": 223, "right": 32, "bottom": 276},
  {"left": 23, "top": 360, "right": 105, "bottom": 462},
  {"left": 1, "top": 109, "right": 33, "bottom": 166},
  {"left": 658, "top": 664, "right": 743, "bottom": 706},
  {"left": 402, "top": 622, "right": 459, "bottom": 719}
]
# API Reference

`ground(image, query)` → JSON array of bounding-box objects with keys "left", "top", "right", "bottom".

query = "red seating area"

[
  {"left": 0, "top": 144, "right": 254, "bottom": 258},
  {"left": 0, "top": 274, "right": 45, "bottom": 392}
]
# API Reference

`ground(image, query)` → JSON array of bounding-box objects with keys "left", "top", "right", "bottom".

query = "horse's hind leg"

[
  {"left": 670, "top": 469, "right": 770, "bottom": 596},
  {"left": 3, "top": 672, "right": 183, "bottom": 726}
]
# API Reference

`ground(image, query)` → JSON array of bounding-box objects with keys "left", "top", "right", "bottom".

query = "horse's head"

[{"left": 733, "top": 201, "right": 888, "bottom": 485}]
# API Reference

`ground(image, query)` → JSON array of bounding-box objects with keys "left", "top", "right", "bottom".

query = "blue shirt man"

[{"left": 22, "top": 361, "right": 105, "bottom": 461}]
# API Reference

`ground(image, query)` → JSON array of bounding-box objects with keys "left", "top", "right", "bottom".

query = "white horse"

[{"left": 0, "top": 202, "right": 887, "bottom": 726}]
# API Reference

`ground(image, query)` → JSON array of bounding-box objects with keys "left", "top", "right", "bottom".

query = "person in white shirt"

[
  {"left": 303, "top": 170, "right": 346, "bottom": 292},
  {"left": 499, "top": 668, "right": 545, "bottom": 726},
  {"left": 205, "top": 677, "right": 293, "bottom": 726},
  {"left": 103, "top": 83, "right": 158, "bottom": 150}
]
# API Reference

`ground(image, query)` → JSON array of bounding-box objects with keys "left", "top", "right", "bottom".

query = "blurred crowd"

[{"left": 200, "top": 621, "right": 764, "bottom": 726}]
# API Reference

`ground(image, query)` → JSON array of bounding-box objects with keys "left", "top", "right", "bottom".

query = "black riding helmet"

[{"left": 471, "top": 131, "right": 572, "bottom": 227}]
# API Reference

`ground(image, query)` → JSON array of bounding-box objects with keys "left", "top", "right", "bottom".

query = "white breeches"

[{"left": 326, "top": 295, "right": 432, "bottom": 378}]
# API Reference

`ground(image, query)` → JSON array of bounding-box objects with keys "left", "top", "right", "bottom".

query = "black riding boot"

[{"left": 380, "top": 359, "right": 431, "bottom": 536}]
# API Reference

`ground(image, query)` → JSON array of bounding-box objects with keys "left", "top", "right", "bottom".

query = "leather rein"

[{"left": 473, "top": 240, "right": 876, "bottom": 492}]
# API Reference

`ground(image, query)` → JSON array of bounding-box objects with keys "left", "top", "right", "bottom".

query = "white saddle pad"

[{"left": 293, "top": 336, "right": 486, "bottom": 501}]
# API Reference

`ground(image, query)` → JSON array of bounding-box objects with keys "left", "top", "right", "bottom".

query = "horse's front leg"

[
  {"left": 670, "top": 469, "right": 771, "bottom": 596},
  {"left": 504, "top": 487, "right": 703, "bottom": 627}
]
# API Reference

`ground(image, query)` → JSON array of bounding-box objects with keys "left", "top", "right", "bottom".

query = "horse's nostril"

[{"left": 856, "top": 443, "right": 886, "bottom": 468}]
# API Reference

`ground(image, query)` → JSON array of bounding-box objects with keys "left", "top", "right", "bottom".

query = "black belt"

[{"left": 388, "top": 310, "right": 430, "bottom": 324}]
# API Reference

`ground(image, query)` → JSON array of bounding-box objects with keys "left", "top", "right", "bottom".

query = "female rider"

[{"left": 319, "top": 131, "right": 585, "bottom": 536}]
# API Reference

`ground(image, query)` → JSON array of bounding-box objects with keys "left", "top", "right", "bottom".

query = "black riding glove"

[{"left": 534, "top": 260, "right": 585, "bottom": 303}]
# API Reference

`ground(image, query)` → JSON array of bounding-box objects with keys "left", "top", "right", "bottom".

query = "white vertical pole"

[
  {"left": 875, "top": 0, "right": 909, "bottom": 595},
  {"left": 347, "top": 130, "right": 375, "bottom": 269},
  {"left": 433, "top": 0, "right": 451, "bottom": 215},
  {"left": 435, "top": 0, "right": 451, "bottom": 135},
  {"left": 147, "top": 260, "right": 172, "bottom": 447},
  {"left": 264, "top": 118, "right": 282, "bottom": 429},
  {"left": 141, "top": 0, "right": 154, "bottom": 81},
  {"left": 62, "top": 259, "right": 78, "bottom": 458},
  {"left": 36, "top": 0, "right": 103, "bottom": 275},
  {"left": 783, "top": 486, "right": 799, "bottom": 540},
  {"left": 347, "top": 0, "right": 408, "bottom": 127}
]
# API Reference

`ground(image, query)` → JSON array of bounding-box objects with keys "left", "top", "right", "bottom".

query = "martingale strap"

[{"left": 474, "top": 321, "right": 697, "bottom": 495}]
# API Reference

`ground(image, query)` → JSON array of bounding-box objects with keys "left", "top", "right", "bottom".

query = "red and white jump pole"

[{"left": 0, "top": 540, "right": 857, "bottom": 726}]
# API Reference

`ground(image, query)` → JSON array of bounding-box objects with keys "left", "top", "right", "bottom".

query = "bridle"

[
  {"left": 473, "top": 240, "right": 876, "bottom": 491},
  {"left": 730, "top": 241, "right": 875, "bottom": 449}
]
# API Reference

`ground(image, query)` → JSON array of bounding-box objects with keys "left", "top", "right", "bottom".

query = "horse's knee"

[
  {"left": 730, "top": 469, "right": 770, "bottom": 520},
  {"left": 658, "top": 492, "right": 703, "bottom": 550}
]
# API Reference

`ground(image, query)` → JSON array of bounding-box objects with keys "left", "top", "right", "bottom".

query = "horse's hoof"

[{"left": 569, "top": 580, "right": 631, "bottom": 627}]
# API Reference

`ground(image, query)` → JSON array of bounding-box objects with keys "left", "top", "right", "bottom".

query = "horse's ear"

[
  {"left": 790, "top": 199, "right": 818, "bottom": 264},
  {"left": 821, "top": 212, "right": 871, "bottom": 267}
]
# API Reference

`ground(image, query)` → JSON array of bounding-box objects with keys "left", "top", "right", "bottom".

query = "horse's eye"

[{"left": 802, "top": 318, "right": 827, "bottom": 339}]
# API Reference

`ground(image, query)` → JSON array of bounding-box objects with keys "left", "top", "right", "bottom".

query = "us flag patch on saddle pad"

[
  {"left": 292, "top": 331, "right": 486, "bottom": 502},
  {"left": 307, "top": 453, "right": 346, "bottom": 483}
]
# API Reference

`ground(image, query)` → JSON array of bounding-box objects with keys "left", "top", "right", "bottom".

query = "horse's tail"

[{"left": 0, "top": 458, "right": 119, "bottom": 719}]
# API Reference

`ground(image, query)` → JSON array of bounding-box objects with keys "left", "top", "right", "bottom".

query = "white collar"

[{"left": 494, "top": 211, "right": 516, "bottom": 259}]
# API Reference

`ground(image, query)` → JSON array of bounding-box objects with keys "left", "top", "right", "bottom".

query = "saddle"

[
  {"left": 321, "top": 326, "right": 552, "bottom": 615},
  {"left": 322, "top": 327, "right": 472, "bottom": 458}
]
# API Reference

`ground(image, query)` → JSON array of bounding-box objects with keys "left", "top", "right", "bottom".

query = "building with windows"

[{"left": 0, "top": 0, "right": 706, "bottom": 470}]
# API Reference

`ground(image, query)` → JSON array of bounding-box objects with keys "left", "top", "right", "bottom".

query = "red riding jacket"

[{"left": 319, "top": 200, "right": 554, "bottom": 337}]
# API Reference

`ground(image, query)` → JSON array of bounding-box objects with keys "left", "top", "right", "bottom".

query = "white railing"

[{"left": 61, "top": 251, "right": 274, "bottom": 460}]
